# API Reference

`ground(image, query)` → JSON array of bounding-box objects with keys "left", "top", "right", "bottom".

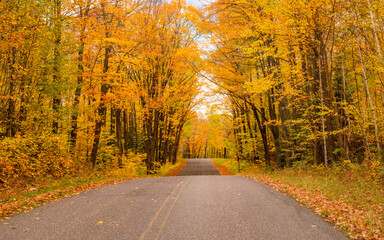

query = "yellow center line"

[
  {"left": 138, "top": 179, "right": 185, "bottom": 240},
  {"left": 155, "top": 177, "right": 190, "bottom": 240}
]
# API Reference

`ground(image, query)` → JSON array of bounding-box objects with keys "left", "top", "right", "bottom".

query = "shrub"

[{"left": 0, "top": 134, "right": 75, "bottom": 186}]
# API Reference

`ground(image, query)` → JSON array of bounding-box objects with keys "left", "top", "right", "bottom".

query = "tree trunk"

[
  {"left": 5, "top": 47, "right": 16, "bottom": 137},
  {"left": 250, "top": 104, "right": 270, "bottom": 170},
  {"left": 52, "top": 0, "right": 62, "bottom": 134},
  {"left": 268, "top": 89, "right": 283, "bottom": 169},
  {"left": 357, "top": 37, "right": 381, "bottom": 158},
  {"left": 89, "top": 3, "right": 111, "bottom": 167},
  {"left": 123, "top": 110, "right": 129, "bottom": 151},
  {"left": 70, "top": 2, "right": 90, "bottom": 148},
  {"left": 319, "top": 57, "right": 328, "bottom": 168},
  {"left": 341, "top": 59, "right": 351, "bottom": 161},
  {"left": 115, "top": 108, "right": 123, "bottom": 168}
]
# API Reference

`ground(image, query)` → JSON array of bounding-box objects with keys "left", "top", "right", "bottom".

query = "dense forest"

[
  {"left": 0, "top": 0, "right": 202, "bottom": 185},
  {"left": 184, "top": 0, "right": 384, "bottom": 171},
  {"left": 1, "top": 0, "right": 384, "bottom": 185}
]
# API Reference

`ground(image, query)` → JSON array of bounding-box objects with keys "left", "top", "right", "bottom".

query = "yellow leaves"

[
  {"left": 101, "top": 37, "right": 135, "bottom": 48},
  {"left": 245, "top": 77, "right": 274, "bottom": 95},
  {"left": 96, "top": 221, "right": 103, "bottom": 225},
  {"left": 0, "top": 135, "right": 76, "bottom": 185},
  {"left": 183, "top": 5, "right": 200, "bottom": 23}
]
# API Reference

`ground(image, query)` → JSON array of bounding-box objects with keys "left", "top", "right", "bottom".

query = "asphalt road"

[
  {"left": 178, "top": 158, "right": 220, "bottom": 176},
  {"left": 0, "top": 158, "right": 348, "bottom": 240}
]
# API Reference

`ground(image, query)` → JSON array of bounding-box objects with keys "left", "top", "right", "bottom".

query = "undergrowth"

[
  {"left": 154, "top": 158, "right": 187, "bottom": 177},
  {"left": 0, "top": 136, "right": 185, "bottom": 220}
]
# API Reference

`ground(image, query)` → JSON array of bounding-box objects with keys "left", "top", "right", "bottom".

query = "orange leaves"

[
  {"left": 0, "top": 135, "right": 76, "bottom": 186},
  {"left": 246, "top": 173, "right": 384, "bottom": 239}
]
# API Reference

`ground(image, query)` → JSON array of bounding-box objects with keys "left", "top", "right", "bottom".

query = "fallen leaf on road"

[{"left": 96, "top": 221, "right": 103, "bottom": 225}]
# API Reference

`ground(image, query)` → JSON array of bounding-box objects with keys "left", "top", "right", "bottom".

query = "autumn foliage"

[
  {"left": 1, "top": 0, "right": 384, "bottom": 236},
  {"left": 201, "top": 0, "right": 384, "bottom": 171},
  {"left": 0, "top": 0, "right": 202, "bottom": 187}
]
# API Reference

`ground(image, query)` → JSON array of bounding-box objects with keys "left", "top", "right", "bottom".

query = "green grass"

[
  {"left": 0, "top": 172, "right": 145, "bottom": 220},
  {"left": 154, "top": 159, "right": 186, "bottom": 177},
  {"left": 214, "top": 158, "right": 254, "bottom": 174},
  {"left": 268, "top": 167, "right": 384, "bottom": 209},
  {"left": 155, "top": 162, "right": 176, "bottom": 176},
  {"left": 213, "top": 158, "right": 384, "bottom": 238},
  {"left": 3, "top": 175, "right": 109, "bottom": 203},
  {"left": 215, "top": 158, "right": 384, "bottom": 210}
]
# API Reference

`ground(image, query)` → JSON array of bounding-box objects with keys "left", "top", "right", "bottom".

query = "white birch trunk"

[{"left": 357, "top": 36, "right": 381, "bottom": 158}]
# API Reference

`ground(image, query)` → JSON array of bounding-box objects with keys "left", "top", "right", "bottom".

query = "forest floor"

[
  {"left": 213, "top": 158, "right": 384, "bottom": 240},
  {"left": 0, "top": 159, "right": 186, "bottom": 221}
]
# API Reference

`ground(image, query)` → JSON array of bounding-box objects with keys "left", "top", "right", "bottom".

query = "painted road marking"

[
  {"left": 155, "top": 177, "right": 190, "bottom": 240},
  {"left": 138, "top": 177, "right": 188, "bottom": 240}
]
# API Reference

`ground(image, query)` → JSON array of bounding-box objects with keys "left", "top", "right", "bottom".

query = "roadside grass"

[
  {"left": 214, "top": 158, "right": 384, "bottom": 239},
  {"left": 0, "top": 159, "right": 187, "bottom": 221},
  {"left": 154, "top": 158, "right": 188, "bottom": 177},
  {"left": 0, "top": 174, "right": 138, "bottom": 221},
  {"left": 164, "top": 158, "right": 188, "bottom": 176},
  {"left": 213, "top": 158, "right": 253, "bottom": 174},
  {"left": 269, "top": 165, "right": 384, "bottom": 210}
]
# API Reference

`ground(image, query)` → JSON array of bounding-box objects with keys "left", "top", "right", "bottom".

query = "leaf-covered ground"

[
  {"left": 212, "top": 158, "right": 384, "bottom": 239},
  {"left": 0, "top": 159, "right": 186, "bottom": 221},
  {"left": 159, "top": 158, "right": 188, "bottom": 177},
  {"left": 245, "top": 174, "right": 383, "bottom": 240},
  {"left": 211, "top": 159, "right": 231, "bottom": 175},
  {"left": 0, "top": 177, "right": 140, "bottom": 221}
]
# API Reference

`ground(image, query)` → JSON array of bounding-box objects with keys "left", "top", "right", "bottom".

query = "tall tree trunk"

[
  {"left": 171, "top": 122, "right": 183, "bottom": 164},
  {"left": 233, "top": 107, "right": 243, "bottom": 158},
  {"left": 115, "top": 108, "right": 123, "bottom": 168},
  {"left": 268, "top": 89, "right": 283, "bottom": 169},
  {"left": 144, "top": 108, "right": 160, "bottom": 173},
  {"left": 123, "top": 109, "right": 129, "bottom": 151},
  {"left": 250, "top": 104, "right": 271, "bottom": 170},
  {"left": 89, "top": 3, "right": 111, "bottom": 167},
  {"left": 341, "top": 59, "right": 351, "bottom": 161},
  {"left": 357, "top": 37, "right": 381, "bottom": 158},
  {"left": 278, "top": 94, "right": 291, "bottom": 167},
  {"left": 319, "top": 57, "right": 328, "bottom": 168},
  {"left": 245, "top": 104, "right": 257, "bottom": 162},
  {"left": 6, "top": 47, "right": 16, "bottom": 137},
  {"left": 70, "top": 1, "right": 90, "bottom": 148},
  {"left": 52, "top": 0, "right": 62, "bottom": 134},
  {"left": 110, "top": 107, "right": 115, "bottom": 135},
  {"left": 367, "top": 0, "right": 383, "bottom": 62}
]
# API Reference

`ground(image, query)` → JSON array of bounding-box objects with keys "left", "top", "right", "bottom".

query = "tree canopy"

[{"left": 1, "top": 0, "right": 384, "bottom": 185}]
